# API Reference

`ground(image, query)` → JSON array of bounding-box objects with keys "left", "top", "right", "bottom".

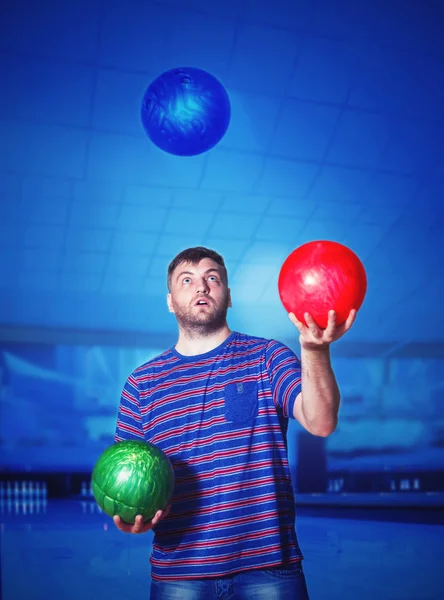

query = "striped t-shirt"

[{"left": 115, "top": 331, "right": 304, "bottom": 580}]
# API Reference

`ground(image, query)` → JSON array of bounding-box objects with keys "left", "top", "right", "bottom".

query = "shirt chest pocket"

[{"left": 224, "top": 381, "right": 258, "bottom": 424}]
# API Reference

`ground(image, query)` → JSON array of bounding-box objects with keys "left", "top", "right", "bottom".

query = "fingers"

[
  {"left": 289, "top": 311, "right": 319, "bottom": 333},
  {"left": 113, "top": 515, "right": 131, "bottom": 532},
  {"left": 150, "top": 510, "right": 163, "bottom": 528},
  {"left": 324, "top": 310, "right": 337, "bottom": 338},
  {"left": 344, "top": 308, "right": 357, "bottom": 331},
  {"left": 151, "top": 504, "right": 172, "bottom": 527},
  {"left": 298, "top": 310, "right": 338, "bottom": 350},
  {"left": 132, "top": 514, "right": 146, "bottom": 534},
  {"left": 303, "top": 312, "right": 321, "bottom": 332},
  {"left": 288, "top": 312, "right": 303, "bottom": 332},
  {"left": 113, "top": 505, "right": 172, "bottom": 535},
  {"left": 292, "top": 309, "right": 356, "bottom": 338},
  {"left": 113, "top": 514, "right": 147, "bottom": 534},
  {"left": 113, "top": 515, "right": 123, "bottom": 529}
]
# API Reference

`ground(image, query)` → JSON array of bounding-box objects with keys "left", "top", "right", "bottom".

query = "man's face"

[{"left": 167, "top": 258, "right": 231, "bottom": 335}]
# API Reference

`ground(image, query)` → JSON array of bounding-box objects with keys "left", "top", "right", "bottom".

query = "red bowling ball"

[{"left": 278, "top": 240, "right": 367, "bottom": 329}]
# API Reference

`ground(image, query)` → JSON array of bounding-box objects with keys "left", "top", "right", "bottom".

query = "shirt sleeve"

[
  {"left": 114, "top": 373, "right": 145, "bottom": 441},
  {"left": 265, "top": 339, "right": 302, "bottom": 419}
]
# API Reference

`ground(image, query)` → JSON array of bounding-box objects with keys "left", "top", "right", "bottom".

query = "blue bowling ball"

[{"left": 141, "top": 67, "right": 231, "bottom": 156}]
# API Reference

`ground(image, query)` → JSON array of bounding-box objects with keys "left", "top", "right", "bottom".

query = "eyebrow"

[{"left": 176, "top": 268, "right": 221, "bottom": 282}]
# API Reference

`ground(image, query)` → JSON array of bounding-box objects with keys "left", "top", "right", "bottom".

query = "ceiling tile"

[
  {"left": 162, "top": 209, "right": 216, "bottom": 236},
  {"left": 23, "top": 225, "right": 66, "bottom": 250},
  {"left": 19, "top": 197, "right": 70, "bottom": 227},
  {"left": 255, "top": 214, "right": 306, "bottom": 242},
  {"left": 4, "top": 122, "right": 89, "bottom": 179},
  {"left": 172, "top": 189, "right": 223, "bottom": 210},
  {"left": 243, "top": 0, "right": 314, "bottom": 30},
  {"left": 307, "top": 166, "right": 370, "bottom": 203},
  {"left": 117, "top": 205, "right": 169, "bottom": 232},
  {"left": 62, "top": 251, "right": 108, "bottom": 275},
  {"left": 60, "top": 272, "right": 102, "bottom": 293},
  {"left": 327, "top": 109, "right": 390, "bottom": 169},
  {"left": 255, "top": 157, "right": 318, "bottom": 196},
  {"left": 156, "top": 0, "right": 241, "bottom": 18},
  {"left": 64, "top": 228, "right": 113, "bottom": 253},
  {"left": 92, "top": 69, "right": 154, "bottom": 137},
  {"left": 270, "top": 100, "right": 340, "bottom": 161},
  {"left": 201, "top": 149, "right": 264, "bottom": 193},
  {"left": 206, "top": 211, "right": 262, "bottom": 240},
  {"left": 110, "top": 231, "right": 157, "bottom": 254},
  {"left": 289, "top": 37, "right": 357, "bottom": 104},
  {"left": 155, "top": 235, "right": 208, "bottom": 258},
  {"left": 219, "top": 91, "right": 281, "bottom": 153},
  {"left": 1, "top": 0, "right": 102, "bottom": 61},
  {"left": 226, "top": 24, "right": 302, "bottom": 95},
  {"left": 86, "top": 132, "right": 205, "bottom": 186},
  {"left": 1, "top": 55, "right": 95, "bottom": 128}
]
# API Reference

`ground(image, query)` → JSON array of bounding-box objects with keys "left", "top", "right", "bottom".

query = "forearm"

[{"left": 300, "top": 345, "right": 340, "bottom": 437}]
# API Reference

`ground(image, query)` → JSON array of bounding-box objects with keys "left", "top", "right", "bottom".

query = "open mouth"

[{"left": 194, "top": 299, "right": 210, "bottom": 306}]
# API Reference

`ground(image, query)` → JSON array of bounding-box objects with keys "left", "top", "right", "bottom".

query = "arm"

[
  {"left": 290, "top": 309, "right": 357, "bottom": 437},
  {"left": 293, "top": 346, "right": 340, "bottom": 437},
  {"left": 113, "top": 374, "right": 171, "bottom": 534}
]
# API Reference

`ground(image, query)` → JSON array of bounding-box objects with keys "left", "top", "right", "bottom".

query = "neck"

[{"left": 175, "top": 324, "right": 232, "bottom": 356}]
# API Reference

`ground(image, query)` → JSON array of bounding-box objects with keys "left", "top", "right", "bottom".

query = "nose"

[{"left": 196, "top": 279, "right": 210, "bottom": 294}]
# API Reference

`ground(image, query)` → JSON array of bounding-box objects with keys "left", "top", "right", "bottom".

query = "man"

[{"left": 114, "top": 246, "right": 356, "bottom": 600}]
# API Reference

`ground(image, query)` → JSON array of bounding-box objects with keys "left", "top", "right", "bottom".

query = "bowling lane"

[
  {"left": 1, "top": 500, "right": 154, "bottom": 600},
  {"left": 298, "top": 511, "right": 444, "bottom": 600},
  {"left": 1, "top": 499, "right": 443, "bottom": 600}
]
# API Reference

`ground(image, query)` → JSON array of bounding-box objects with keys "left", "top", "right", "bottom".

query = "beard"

[{"left": 171, "top": 294, "right": 230, "bottom": 338}]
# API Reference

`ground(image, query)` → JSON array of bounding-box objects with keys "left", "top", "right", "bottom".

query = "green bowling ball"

[{"left": 91, "top": 440, "right": 175, "bottom": 524}]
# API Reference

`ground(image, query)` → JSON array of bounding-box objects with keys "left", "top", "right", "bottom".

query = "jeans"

[{"left": 150, "top": 564, "right": 310, "bottom": 600}]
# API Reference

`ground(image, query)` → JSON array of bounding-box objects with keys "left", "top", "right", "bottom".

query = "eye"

[
  {"left": 182, "top": 277, "right": 191, "bottom": 284},
  {"left": 208, "top": 275, "right": 218, "bottom": 282}
]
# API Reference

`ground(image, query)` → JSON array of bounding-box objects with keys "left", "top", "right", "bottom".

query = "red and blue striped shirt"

[{"left": 115, "top": 331, "right": 304, "bottom": 580}]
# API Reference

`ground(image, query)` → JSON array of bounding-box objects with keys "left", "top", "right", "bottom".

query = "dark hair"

[{"left": 167, "top": 247, "right": 228, "bottom": 291}]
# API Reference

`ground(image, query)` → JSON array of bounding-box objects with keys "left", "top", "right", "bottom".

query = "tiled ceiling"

[{"left": 1, "top": 0, "right": 443, "bottom": 355}]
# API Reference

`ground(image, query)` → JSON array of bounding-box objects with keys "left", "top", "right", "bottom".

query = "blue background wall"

[
  {"left": 1, "top": 341, "right": 444, "bottom": 489},
  {"left": 1, "top": 0, "right": 443, "bottom": 496}
]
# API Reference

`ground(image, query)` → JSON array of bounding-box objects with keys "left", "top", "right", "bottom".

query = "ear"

[
  {"left": 227, "top": 288, "right": 232, "bottom": 308},
  {"left": 167, "top": 293, "right": 175, "bottom": 313}
]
